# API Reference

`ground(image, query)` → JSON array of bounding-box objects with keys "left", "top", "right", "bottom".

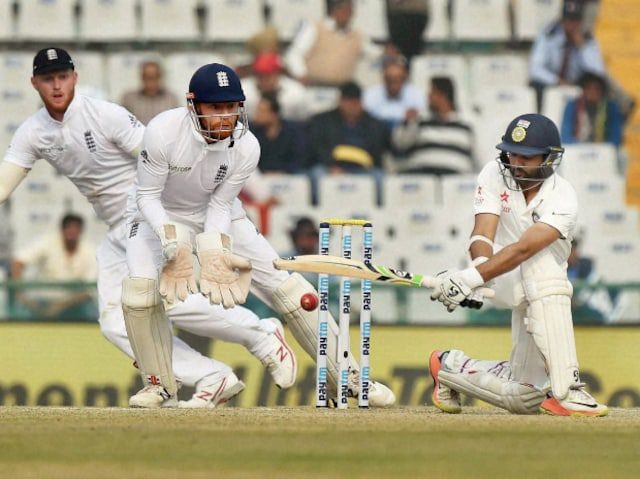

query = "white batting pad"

[
  {"left": 122, "top": 277, "right": 177, "bottom": 396},
  {"left": 271, "top": 273, "right": 358, "bottom": 396}
]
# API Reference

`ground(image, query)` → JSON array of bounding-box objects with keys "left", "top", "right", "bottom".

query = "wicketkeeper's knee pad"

[
  {"left": 122, "top": 277, "right": 177, "bottom": 395},
  {"left": 521, "top": 251, "right": 578, "bottom": 401},
  {"left": 271, "top": 273, "right": 358, "bottom": 394}
]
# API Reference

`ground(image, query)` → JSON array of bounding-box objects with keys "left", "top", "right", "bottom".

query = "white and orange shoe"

[
  {"left": 429, "top": 350, "right": 461, "bottom": 414},
  {"left": 540, "top": 386, "right": 608, "bottom": 417},
  {"left": 178, "top": 372, "right": 245, "bottom": 409}
]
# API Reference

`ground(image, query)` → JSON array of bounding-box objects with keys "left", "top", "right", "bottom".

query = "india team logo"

[
  {"left": 216, "top": 71, "right": 229, "bottom": 87},
  {"left": 511, "top": 126, "right": 527, "bottom": 142}
]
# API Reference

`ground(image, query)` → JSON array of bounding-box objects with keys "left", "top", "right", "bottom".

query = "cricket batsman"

[{"left": 427, "top": 113, "right": 608, "bottom": 417}]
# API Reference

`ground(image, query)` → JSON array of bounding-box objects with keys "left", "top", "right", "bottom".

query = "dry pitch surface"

[{"left": 1, "top": 406, "right": 639, "bottom": 479}]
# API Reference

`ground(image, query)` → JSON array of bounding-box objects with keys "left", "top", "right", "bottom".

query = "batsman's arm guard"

[
  {"left": 0, "top": 161, "right": 29, "bottom": 204},
  {"left": 521, "top": 251, "right": 578, "bottom": 401}
]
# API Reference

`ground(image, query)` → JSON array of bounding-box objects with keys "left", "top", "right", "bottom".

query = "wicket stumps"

[{"left": 316, "top": 219, "right": 372, "bottom": 409}]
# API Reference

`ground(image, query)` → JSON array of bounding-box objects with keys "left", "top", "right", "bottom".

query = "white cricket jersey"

[
  {"left": 127, "top": 107, "right": 260, "bottom": 235},
  {"left": 473, "top": 161, "right": 578, "bottom": 265},
  {"left": 5, "top": 94, "right": 143, "bottom": 227}
]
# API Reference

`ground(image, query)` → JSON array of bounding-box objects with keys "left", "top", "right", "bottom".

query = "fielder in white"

[
  {"left": 427, "top": 113, "right": 607, "bottom": 417},
  {"left": 0, "top": 48, "right": 297, "bottom": 409},
  {"left": 125, "top": 62, "right": 396, "bottom": 408}
]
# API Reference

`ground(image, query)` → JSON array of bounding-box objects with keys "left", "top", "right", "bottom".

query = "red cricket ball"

[{"left": 300, "top": 292, "right": 319, "bottom": 311}]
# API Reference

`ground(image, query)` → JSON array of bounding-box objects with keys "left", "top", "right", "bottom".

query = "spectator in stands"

[
  {"left": 284, "top": 0, "right": 381, "bottom": 86},
  {"left": 120, "top": 61, "right": 179, "bottom": 125},
  {"left": 289, "top": 217, "right": 319, "bottom": 256},
  {"left": 529, "top": 0, "right": 606, "bottom": 110},
  {"left": 10, "top": 214, "right": 97, "bottom": 321},
  {"left": 561, "top": 71, "right": 624, "bottom": 147},
  {"left": 243, "top": 52, "right": 310, "bottom": 122},
  {"left": 385, "top": 0, "right": 429, "bottom": 65},
  {"left": 363, "top": 55, "right": 425, "bottom": 128},
  {"left": 392, "top": 76, "right": 475, "bottom": 174},
  {"left": 307, "top": 81, "right": 391, "bottom": 175},
  {"left": 252, "top": 94, "right": 306, "bottom": 173}
]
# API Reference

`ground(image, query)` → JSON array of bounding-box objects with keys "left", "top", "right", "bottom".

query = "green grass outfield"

[{"left": 1, "top": 407, "right": 639, "bottom": 479}]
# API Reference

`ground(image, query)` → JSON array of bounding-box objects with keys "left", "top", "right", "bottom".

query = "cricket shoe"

[
  {"left": 129, "top": 384, "right": 178, "bottom": 408},
  {"left": 257, "top": 318, "right": 297, "bottom": 389},
  {"left": 178, "top": 372, "right": 245, "bottom": 409},
  {"left": 429, "top": 350, "right": 461, "bottom": 414},
  {"left": 347, "top": 368, "right": 396, "bottom": 407},
  {"left": 539, "top": 385, "right": 608, "bottom": 417}
]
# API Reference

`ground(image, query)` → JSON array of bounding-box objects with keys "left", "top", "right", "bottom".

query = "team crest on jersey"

[
  {"left": 216, "top": 71, "right": 229, "bottom": 87},
  {"left": 84, "top": 131, "right": 96, "bottom": 152},
  {"left": 214, "top": 164, "right": 228, "bottom": 184}
]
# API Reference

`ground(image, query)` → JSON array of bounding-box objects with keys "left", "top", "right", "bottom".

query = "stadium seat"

[
  {"left": 423, "top": 0, "right": 449, "bottom": 41},
  {"left": 392, "top": 208, "right": 451, "bottom": 241},
  {"left": 0, "top": 51, "right": 35, "bottom": 88},
  {"left": 106, "top": 51, "right": 161, "bottom": 103},
  {"left": 71, "top": 51, "right": 107, "bottom": 99},
  {"left": 540, "top": 85, "right": 581, "bottom": 128},
  {"left": 581, "top": 206, "right": 640, "bottom": 239},
  {"left": 352, "top": 0, "right": 388, "bottom": 42},
  {"left": 591, "top": 236, "right": 640, "bottom": 284},
  {"left": 269, "top": 0, "right": 323, "bottom": 41},
  {"left": 382, "top": 174, "right": 438, "bottom": 209},
  {"left": 203, "top": 0, "right": 264, "bottom": 42},
  {"left": 439, "top": 174, "right": 478, "bottom": 211},
  {"left": 0, "top": 87, "right": 42, "bottom": 121},
  {"left": 473, "top": 86, "right": 537, "bottom": 120},
  {"left": 451, "top": 0, "right": 510, "bottom": 42},
  {"left": 10, "top": 204, "right": 67, "bottom": 250},
  {"left": 572, "top": 176, "right": 626, "bottom": 210},
  {"left": 318, "top": 175, "right": 377, "bottom": 213},
  {"left": 0, "top": 0, "right": 13, "bottom": 40},
  {"left": 261, "top": 174, "right": 312, "bottom": 207},
  {"left": 17, "top": 0, "right": 77, "bottom": 40},
  {"left": 165, "top": 52, "right": 228, "bottom": 100},
  {"left": 512, "top": 0, "right": 562, "bottom": 41},
  {"left": 306, "top": 86, "right": 340, "bottom": 116},
  {"left": 469, "top": 54, "right": 529, "bottom": 97},
  {"left": 0, "top": 119, "right": 22, "bottom": 153},
  {"left": 560, "top": 143, "right": 618, "bottom": 179},
  {"left": 410, "top": 54, "right": 470, "bottom": 113},
  {"left": 140, "top": 0, "right": 200, "bottom": 41},
  {"left": 369, "top": 285, "right": 399, "bottom": 324},
  {"left": 78, "top": 0, "right": 138, "bottom": 41}
]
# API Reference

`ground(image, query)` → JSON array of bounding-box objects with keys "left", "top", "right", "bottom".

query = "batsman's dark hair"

[
  {"left": 431, "top": 76, "right": 455, "bottom": 107},
  {"left": 61, "top": 213, "right": 85, "bottom": 230}
]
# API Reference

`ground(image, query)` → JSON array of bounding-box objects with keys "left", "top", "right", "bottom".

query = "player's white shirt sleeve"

[
  {"left": 204, "top": 134, "right": 260, "bottom": 235},
  {"left": 103, "top": 102, "right": 145, "bottom": 158},
  {"left": 135, "top": 122, "right": 171, "bottom": 234},
  {"left": 4, "top": 118, "right": 40, "bottom": 169},
  {"left": 473, "top": 161, "right": 503, "bottom": 216},
  {"left": 536, "top": 176, "right": 578, "bottom": 240}
]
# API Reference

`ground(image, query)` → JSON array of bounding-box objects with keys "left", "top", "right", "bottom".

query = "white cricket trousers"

[{"left": 98, "top": 221, "right": 275, "bottom": 387}]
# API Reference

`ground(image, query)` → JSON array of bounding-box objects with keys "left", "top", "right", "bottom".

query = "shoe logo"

[
  {"left": 568, "top": 401, "right": 598, "bottom": 409},
  {"left": 276, "top": 345, "right": 289, "bottom": 362},
  {"left": 196, "top": 391, "right": 214, "bottom": 401}
]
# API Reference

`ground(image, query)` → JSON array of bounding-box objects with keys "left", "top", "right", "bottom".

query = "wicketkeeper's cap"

[{"left": 33, "top": 47, "right": 74, "bottom": 76}]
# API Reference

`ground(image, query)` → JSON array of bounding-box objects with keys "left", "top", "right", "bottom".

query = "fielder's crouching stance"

[
  {"left": 125, "top": 62, "right": 394, "bottom": 407},
  {"left": 428, "top": 113, "right": 607, "bottom": 417}
]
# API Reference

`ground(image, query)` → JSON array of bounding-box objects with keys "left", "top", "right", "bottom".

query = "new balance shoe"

[
  {"left": 129, "top": 384, "right": 178, "bottom": 408},
  {"left": 178, "top": 372, "right": 245, "bottom": 409},
  {"left": 258, "top": 318, "right": 297, "bottom": 389},
  {"left": 429, "top": 350, "right": 461, "bottom": 414},
  {"left": 539, "top": 385, "right": 608, "bottom": 417},
  {"left": 348, "top": 368, "right": 396, "bottom": 407}
]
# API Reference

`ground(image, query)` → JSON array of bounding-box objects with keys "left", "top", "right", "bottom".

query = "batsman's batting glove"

[{"left": 430, "top": 267, "right": 485, "bottom": 313}]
